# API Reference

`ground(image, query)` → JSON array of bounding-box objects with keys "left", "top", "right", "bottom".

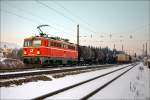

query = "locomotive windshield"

[
  {"left": 24, "top": 40, "right": 32, "bottom": 47},
  {"left": 32, "top": 40, "right": 41, "bottom": 46},
  {"left": 24, "top": 40, "right": 41, "bottom": 47}
]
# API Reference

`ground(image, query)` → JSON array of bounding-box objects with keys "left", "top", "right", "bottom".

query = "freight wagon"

[{"left": 116, "top": 54, "right": 131, "bottom": 63}]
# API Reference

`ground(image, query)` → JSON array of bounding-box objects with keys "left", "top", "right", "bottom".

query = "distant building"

[
  {"left": 0, "top": 48, "right": 13, "bottom": 58},
  {"left": 3, "top": 48, "right": 13, "bottom": 57},
  {"left": 0, "top": 48, "right": 4, "bottom": 58},
  {"left": 0, "top": 52, "right": 4, "bottom": 58}
]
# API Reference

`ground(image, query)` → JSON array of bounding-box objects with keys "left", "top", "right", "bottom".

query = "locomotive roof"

[
  {"left": 24, "top": 36, "right": 76, "bottom": 46},
  {"left": 24, "top": 36, "right": 44, "bottom": 40},
  {"left": 50, "top": 38, "right": 76, "bottom": 46}
]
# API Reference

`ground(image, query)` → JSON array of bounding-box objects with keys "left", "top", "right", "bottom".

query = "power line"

[
  {"left": 35, "top": 0, "right": 76, "bottom": 24},
  {"left": 52, "top": 0, "right": 97, "bottom": 34},
  {"left": 4, "top": 2, "right": 76, "bottom": 37},
  {"left": 129, "top": 24, "right": 150, "bottom": 33},
  {"left": 5, "top": 2, "right": 60, "bottom": 27},
  {"left": 36, "top": 0, "right": 97, "bottom": 38},
  {"left": 35, "top": 0, "right": 103, "bottom": 46},
  {"left": 0, "top": 8, "right": 41, "bottom": 24},
  {"left": 1, "top": 9, "right": 76, "bottom": 40}
]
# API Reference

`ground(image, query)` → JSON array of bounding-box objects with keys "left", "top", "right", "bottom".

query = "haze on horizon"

[{"left": 0, "top": 0, "right": 149, "bottom": 55}]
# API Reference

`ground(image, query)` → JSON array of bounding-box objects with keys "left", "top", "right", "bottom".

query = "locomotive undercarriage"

[{"left": 23, "top": 56, "right": 77, "bottom": 66}]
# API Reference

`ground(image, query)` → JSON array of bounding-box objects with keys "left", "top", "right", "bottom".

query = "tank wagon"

[{"left": 116, "top": 54, "right": 131, "bottom": 63}]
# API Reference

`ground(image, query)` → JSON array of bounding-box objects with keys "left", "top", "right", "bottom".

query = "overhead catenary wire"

[
  {"left": 0, "top": 8, "right": 42, "bottom": 25},
  {"left": 5, "top": 2, "right": 64, "bottom": 28},
  {"left": 1, "top": 1, "right": 88, "bottom": 40},
  {"left": 1, "top": 9, "right": 77, "bottom": 41},
  {"left": 35, "top": 0, "right": 76, "bottom": 24},
  {"left": 52, "top": 0, "right": 98, "bottom": 34},
  {"left": 36, "top": 0, "right": 97, "bottom": 37},
  {"left": 37, "top": 0, "right": 150, "bottom": 53},
  {"left": 2, "top": 1, "right": 148, "bottom": 52},
  {"left": 35, "top": 0, "right": 106, "bottom": 47},
  {"left": 6, "top": 3, "right": 75, "bottom": 36},
  {"left": 35, "top": 0, "right": 93, "bottom": 45}
]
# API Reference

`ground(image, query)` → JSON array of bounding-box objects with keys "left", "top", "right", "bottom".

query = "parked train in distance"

[
  {"left": 23, "top": 25, "right": 78, "bottom": 66},
  {"left": 115, "top": 54, "right": 131, "bottom": 63}
]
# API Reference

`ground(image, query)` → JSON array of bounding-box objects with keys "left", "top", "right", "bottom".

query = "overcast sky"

[{"left": 0, "top": 0, "right": 149, "bottom": 55}]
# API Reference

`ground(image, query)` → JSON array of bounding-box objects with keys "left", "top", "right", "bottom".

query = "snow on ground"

[
  {"left": 0, "top": 58, "right": 7, "bottom": 62},
  {"left": 89, "top": 62, "right": 150, "bottom": 100},
  {"left": 0, "top": 58, "right": 24, "bottom": 69},
  {"left": 0, "top": 64, "right": 129, "bottom": 99},
  {"left": 45, "top": 64, "right": 133, "bottom": 99}
]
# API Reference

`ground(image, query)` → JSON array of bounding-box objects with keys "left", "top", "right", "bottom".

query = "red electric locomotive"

[{"left": 23, "top": 25, "right": 78, "bottom": 65}]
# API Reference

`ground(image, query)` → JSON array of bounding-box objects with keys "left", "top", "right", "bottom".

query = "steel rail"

[
  {"left": 0, "top": 64, "right": 115, "bottom": 79},
  {"left": 32, "top": 63, "right": 137, "bottom": 100},
  {"left": 81, "top": 63, "right": 136, "bottom": 100}
]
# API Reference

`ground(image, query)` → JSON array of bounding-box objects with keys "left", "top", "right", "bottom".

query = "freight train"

[
  {"left": 22, "top": 25, "right": 132, "bottom": 66},
  {"left": 23, "top": 25, "right": 78, "bottom": 66}
]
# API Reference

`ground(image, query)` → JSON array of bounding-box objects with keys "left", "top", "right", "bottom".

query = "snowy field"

[
  {"left": 89, "top": 62, "right": 150, "bottom": 100},
  {"left": 0, "top": 62, "right": 149, "bottom": 99}
]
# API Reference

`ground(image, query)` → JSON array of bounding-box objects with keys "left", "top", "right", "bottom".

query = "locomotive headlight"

[
  {"left": 37, "top": 50, "right": 40, "bottom": 55},
  {"left": 24, "top": 51, "right": 27, "bottom": 55}
]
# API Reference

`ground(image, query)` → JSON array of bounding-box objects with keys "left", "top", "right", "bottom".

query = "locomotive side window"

[
  {"left": 53, "top": 42, "right": 56, "bottom": 47},
  {"left": 33, "top": 40, "right": 41, "bottom": 46},
  {"left": 50, "top": 41, "right": 62, "bottom": 48},
  {"left": 68, "top": 45, "right": 75, "bottom": 50},
  {"left": 48, "top": 41, "right": 51, "bottom": 46},
  {"left": 50, "top": 41, "right": 55, "bottom": 47},
  {"left": 62, "top": 43, "right": 67, "bottom": 49},
  {"left": 24, "top": 41, "right": 32, "bottom": 47},
  {"left": 62, "top": 44, "right": 65, "bottom": 48},
  {"left": 64, "top": 44, "right": 66, "bottom": 48},
  {"left": 57, "top": 43, "right": 61, "bottom": 47}
]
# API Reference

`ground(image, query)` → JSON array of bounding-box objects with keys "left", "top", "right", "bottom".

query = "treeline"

[{"left": 79, "top": 46, "right": 123, "bottom": 65}]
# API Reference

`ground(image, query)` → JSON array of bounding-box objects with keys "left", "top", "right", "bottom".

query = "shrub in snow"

[{"left": 0, "top": 58, "right": 24, "bottom": 69}]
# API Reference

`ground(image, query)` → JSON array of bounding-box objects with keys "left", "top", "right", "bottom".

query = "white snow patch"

[
  {"left": 89, "top": 63, "right": 150, "bottom": 100},
  {"left": 0, "top": 64, "right": 134, "bottom": 99},
  {"left": 45, "top": 65, "right": 133, "bottom": 99}
]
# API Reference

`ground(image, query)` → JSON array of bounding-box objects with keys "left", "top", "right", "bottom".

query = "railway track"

[
  {"left": 0, "top": 64, "right": 116, "bottom": 79},
  {"left": 32, "top": 63, "right": 138, "bottom": 100}
]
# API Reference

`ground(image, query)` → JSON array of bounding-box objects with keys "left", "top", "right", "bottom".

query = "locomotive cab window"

[
  {"left": 24, "top": 41, "right": 32, "bottom": 47},
  {"left": 33, "top": 40, "right": 41, "bottom": 46},
  {"left": 68, "top": 45, "right": 75, "bottom": 50},
  {"left": 48, "top": 41, "right": 51, "bottom": 46}
]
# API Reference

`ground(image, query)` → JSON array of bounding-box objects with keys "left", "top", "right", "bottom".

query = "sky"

[{"left": 0, "top": 0, "right": 150, "bottom": 55}]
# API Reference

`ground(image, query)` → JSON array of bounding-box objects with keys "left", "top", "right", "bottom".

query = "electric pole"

[
  {"left": 114, "top": 44, "right": 115, "bottom": 50},
  {"left": 143, "top": 44, "right": 145, "bottom": 56},
  {"left": 149, "top": 24, "right": 150, "bottom": 56},
  {"left": 77, "top": 24, "right": 80, "bottom": 65},
  {"left": 146, "top": 42, "right": 147, "bottom": 56},
  {"left": 122, "top": 44, "right": 123, "bottom": 52}
]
